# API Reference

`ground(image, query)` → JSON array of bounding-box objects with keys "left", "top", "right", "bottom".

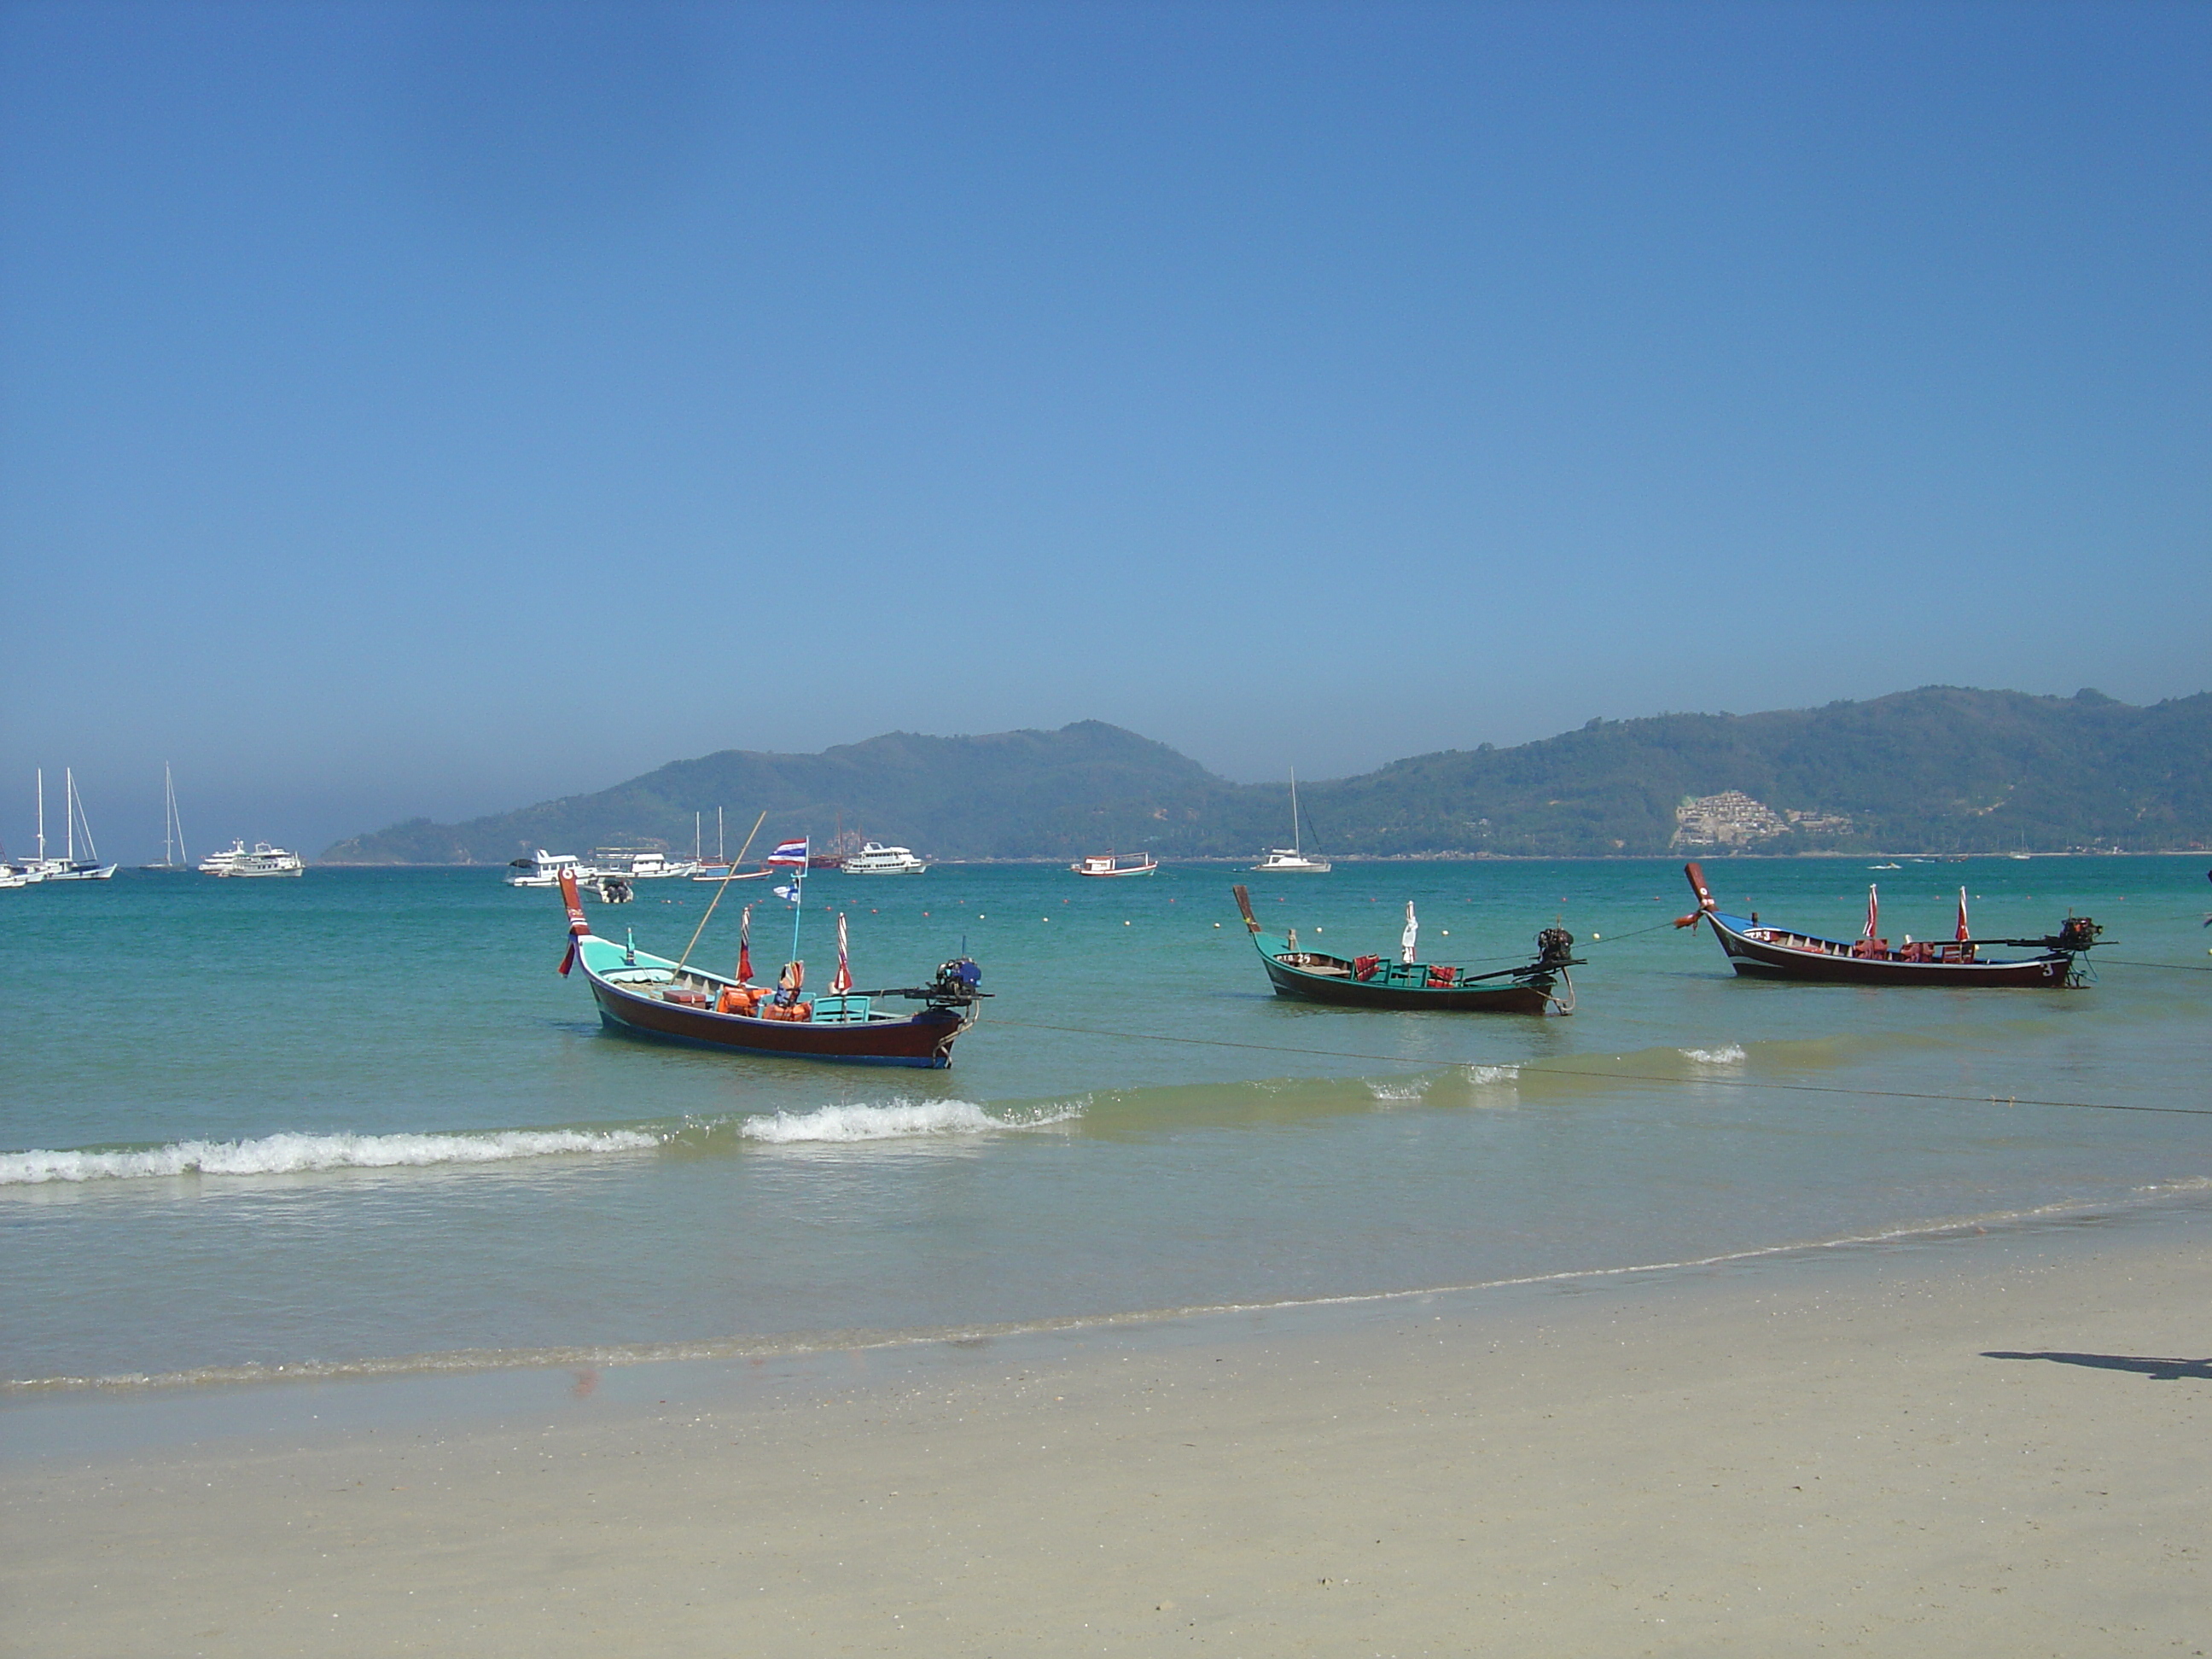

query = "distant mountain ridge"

[{"left": 322, "top": 688, "right": 2212, "bottom": 864}]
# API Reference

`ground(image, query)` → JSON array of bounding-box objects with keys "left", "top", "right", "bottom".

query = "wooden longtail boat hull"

[
  {"left": 582, "top": 963, "right": 973, "bottom": 1064},
  {"left": 1257, "top": 947, "right": 1561, "bottom": 1013},
  {"left": 1701, "top": 910, "right": 2070, "bottom": 987},
  {"left": 1679, "top": 863, "right": 2084, "bottom": 988},
  {"left": 1233, "top": 885, "right": 1573, "bottom": 1014},
  {"left": 557, "top": 866, "right": 979, "bottom": 1065}
]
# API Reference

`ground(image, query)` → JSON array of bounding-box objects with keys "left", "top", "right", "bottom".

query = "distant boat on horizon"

[
  {"left": 1072, "top": 851, "right": 1158, "bottom": 877},
  {"left": 1251, "top": 769, "right": 1330, "bottom": 873},
  {"left": 140, "top": 764, "right": 193, "bottom": 871},
  {"left": 842, "top": 841, "right": 927, "bottom": 874},
  {"left": 202, "top": 840, "right": 305, "bottom": 877},
  {"left": 23, "top": 768, "right": 116, "bottom": 882}
]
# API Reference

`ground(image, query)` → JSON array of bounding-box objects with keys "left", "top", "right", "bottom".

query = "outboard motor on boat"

[
  {"left": 2052, "top": 916, "right": 2101, "bottom": 952},
  {"left": 926, "top": 957, "right": 985, "bottom": 1004},
  {"left": 1534, "top": 926, "right": 1577, "bottom": 969}
]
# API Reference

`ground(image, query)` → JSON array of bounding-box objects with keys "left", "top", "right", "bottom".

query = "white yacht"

[
  {"left": 506, "top": 849, "right": 583, "bottom": 888},
  {"left": 211, "top": 841, "right": 305, "bottom": 877},
  {"left": 1250, "top": 769, "right": 1331, "bottom": 873},
  {"left": 22, "top": 769, "right": 116, "bottom": 881},
  {"left": 841, "top": 841, "right": 927, "bottom": 874},
  {"left": 591, "top": 847, "right": 701, "bottom": 880}
]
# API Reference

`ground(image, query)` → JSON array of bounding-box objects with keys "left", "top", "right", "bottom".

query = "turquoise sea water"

[{"left": 3, "top": 858, "right": 2207, "bottom": 1387}]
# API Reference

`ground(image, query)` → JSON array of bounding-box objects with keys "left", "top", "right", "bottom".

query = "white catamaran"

[{"left": 1250, "top": 769, "right": 1331, "bottom": 873}]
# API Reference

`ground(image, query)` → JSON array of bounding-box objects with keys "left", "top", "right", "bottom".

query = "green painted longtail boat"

[{"left": 1232, "top": 885, "right": 1580, "bottom": 1015}]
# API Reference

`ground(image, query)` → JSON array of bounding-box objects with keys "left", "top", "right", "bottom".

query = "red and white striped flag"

[
  {"left": 1863, "top": 885, "right": 1880, "bottom": 940},
  {"left": 830, "top": 912, "right": 852, "bottom": 995}
]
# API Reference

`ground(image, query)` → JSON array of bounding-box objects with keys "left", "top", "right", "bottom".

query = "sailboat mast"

[
  {"left": 35, "top": 769, "right": 44, "bottom": 860},
  {"left": 1289, "top": 768, "right": 1300, "bottom": 856},
  {"left": 717, "top": 806, "right": 725, "bottom": 861},
  {"left": 161, "top": 766, "right": 173, "bottom": 865},
  {"left": 166, "top": 764, "right": 187, "bottom": 864},
  {"left": 65, "top": 768, "right": 74, "bottom": 864}
]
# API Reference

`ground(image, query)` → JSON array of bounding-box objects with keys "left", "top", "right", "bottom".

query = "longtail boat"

[
  {"left": 1674, "top": 861, "right": 2099, "bottom": 988},
  {"left": 555, "top": 868, "right": 986, "bottom": 1066},
  {"left": 1233, "top": 885, "right": 1580, "bottom": 1014}
]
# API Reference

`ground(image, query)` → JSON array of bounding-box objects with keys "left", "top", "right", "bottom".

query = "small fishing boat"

[
  {"left": 554, "top": 868, "right": 985, "bottom": 1066},
  {"left": 1072, "top": 852, "right": 1157, "bottom": 877},
  {"left": 1233, "top": 886, "right": 1580, "bottom": 1014},
  {"left": 1674, "top": 862, "right": 2099, "bottom": 987}
]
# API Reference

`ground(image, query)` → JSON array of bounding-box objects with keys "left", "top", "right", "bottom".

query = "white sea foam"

[
  {"left": 0, "top": 1128, "right": 663, "bottom": 1185},
  {"left": 1463, "top": 1064, "right": 1521, "bottom": 1086},
  {"left": 739, "top": 1098, "right": 1082, "bottom": 1144},
  {"left": 1681, "top": 1045, "right": 1749, "bottom": 1066},
  {"left": 1366, "top": 1080, "right": 1429, "bottom": 1101}
]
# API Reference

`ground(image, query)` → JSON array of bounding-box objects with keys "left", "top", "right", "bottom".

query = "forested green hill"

[{"left": 323, "top": 688, "right": 2211, "bottom": 863}]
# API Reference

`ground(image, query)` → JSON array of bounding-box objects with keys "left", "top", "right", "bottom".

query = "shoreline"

[
  {"left": 7, "top": 1197, "right": 2208, "bottom": 1654},
  {"left": 9, "top": 1185, "right": 2210, "bottom": 1403}
]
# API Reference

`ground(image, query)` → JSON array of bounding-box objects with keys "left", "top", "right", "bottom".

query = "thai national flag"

[{"left": 766, "top": 839, "right": 809, "bottom": 865}]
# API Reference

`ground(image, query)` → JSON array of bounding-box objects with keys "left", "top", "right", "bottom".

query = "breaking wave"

[
  {"left": 1365, "top": 1080, "right": 1429, "bottom": 1101},
  {"left": 0, "top": 1128, "right": 666, "bottom": 1186},
  {"left": 1464, "top": 1064, "right": 1522, "bottom": 1086},
  {"left": 739, "top": 1098, "right": 1083, "bottom": 1144},
  {"left": 1681, "top": 1045, "right": 1749, "bottom": 1066}
]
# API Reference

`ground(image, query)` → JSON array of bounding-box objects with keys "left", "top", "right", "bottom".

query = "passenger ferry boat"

[
  {"left": 207, "top": 841, "right": 305, "bottom": 877},
  {"left": 841, "top": 841, "right": 927, "bottom": 875},
  {"left": 1071, "top": 852, "right": 1157, "bottom": 877}
]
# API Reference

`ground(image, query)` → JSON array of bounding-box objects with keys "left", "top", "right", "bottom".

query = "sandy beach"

[{"left": 5, "top": 1209, "right": 2208, "bottom": 1657}]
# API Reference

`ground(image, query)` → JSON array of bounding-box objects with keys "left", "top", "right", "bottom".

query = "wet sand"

[{"left": 5, "top": 1213, "right": 2209, "bottom": 1656}]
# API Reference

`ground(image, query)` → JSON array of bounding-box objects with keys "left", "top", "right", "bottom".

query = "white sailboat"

[
  {"left": 141, "top": 765, "right": 192, "bottom": 870},
  {"left": 1250, "top": 769, "right": 1331, "bottom": 873},
  {"left": 23, "top": 769, "right": 116, "bottom": 881}
]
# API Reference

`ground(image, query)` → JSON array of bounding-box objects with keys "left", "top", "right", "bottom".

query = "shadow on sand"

[{"left": 1984, "top": 1350, "right": 2212, "bottom": 1382}]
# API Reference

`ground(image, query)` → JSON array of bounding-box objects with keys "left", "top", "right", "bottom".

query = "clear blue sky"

[{"left": 3, "top": 1, "right": 2206, "bottom": 859}]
